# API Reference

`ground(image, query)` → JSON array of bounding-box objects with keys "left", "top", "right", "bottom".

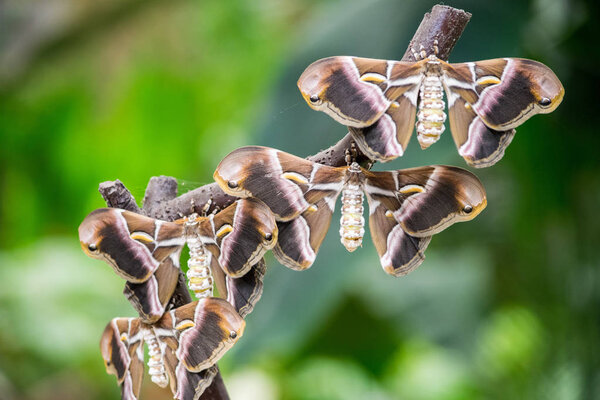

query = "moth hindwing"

[
  {"left": 298, "top": 55, "right": 564, "bottom": 167},
  {"left": 100, "top": 297, "right": 244, "bottom": 400},
  {"left": 215, "top": 145, "right": 487, "bottom": 276}
]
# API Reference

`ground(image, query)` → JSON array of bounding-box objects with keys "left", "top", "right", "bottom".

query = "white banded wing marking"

[
  {"left": 127, "top": 320, "right": 144, "bottom": 344},
  {"left": 309, "top": 181, "right": 346, "bottom": 192},
  {"left": 363, "top": 183, "right": 398, "bottom": 198},
  {"left": 154, "top": 220, "right": 163, "bottom": 242},
  {"left": 386, "top": 61, "right": 394, "bottom": 79},
  {"left": 152, "top": 326, "right": 177, "bottom": 339},
  {"left": 392, "top": 170, "right": 399, "bottom": 192},
  {"left": 442, "top": 74, "right": 476, "bottom": 108},
  {"left": 402, "top": 78, "right": 422, "bottom": 107},
  {"left": 388, "top": 71, "right": 423, "bottom": 87},
  {"left": 363, "top": 182, "right": 396, "bottom": 216},
  {"left": 309, "top": 163, "right": 321, "bottom": 184},
  {"left": 155, "top": 237, "right": 187, "bottom": 248}
]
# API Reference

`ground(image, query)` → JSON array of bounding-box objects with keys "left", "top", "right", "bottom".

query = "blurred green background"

[{"left": 0, "top": 0, "right": 598, "bottom": 399}]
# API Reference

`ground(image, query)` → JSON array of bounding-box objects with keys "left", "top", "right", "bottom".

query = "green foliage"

[{"left": 1, "top": 0, "right": 599, "bottom": 399}]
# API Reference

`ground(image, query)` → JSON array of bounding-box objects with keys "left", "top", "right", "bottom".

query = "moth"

[
  {"left": 101, "top": 297, "right": 244, "bottom": 400},
  {"left": 214, "top": 146, "right": 487, "bottom": 276},
  {"left": 79, "top": 198, "right": 276, "bottom": 322},
  {"left": 297, "top": 55, "right": 564, "bottom": 167}
]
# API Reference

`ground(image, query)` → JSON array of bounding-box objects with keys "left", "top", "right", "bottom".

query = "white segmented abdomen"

[
  {"left": 339, "top": 184, "right": 365, "bottom": 252},
  {"left": 416, "top": 72, "right": 446, "bottom": 149},
  {"left": 185, "top": 216, "right": 213, "bottom": 299},
  {"left": 143, "top": 330, "right": 168, "bottom": 388},
  {"left": 186, "top": 236, "right": 213, "bottom": 299}
]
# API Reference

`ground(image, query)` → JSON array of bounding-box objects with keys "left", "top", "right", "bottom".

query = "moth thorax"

[
  {"left": 339, "top": 184, "right": 365, "bottom": 252},
  {"left": 416, "top": 73, "right": 447, "bottom": 149},
  {"left": 143, "top": 330, "right": 168, "bottom": 388},
  {"left": 186, "top": 245, "right": 213, "bottom": 299}
]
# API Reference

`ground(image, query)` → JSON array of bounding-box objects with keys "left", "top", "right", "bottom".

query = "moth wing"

[
  {"left": 174, "top": 364, "right": 218, "bottom": 400},
  {"left": 79, "top": 208, "right": 185, "bottom": 283},
  {"left": 347, "top": 59, "right": 424, "bottom": 161},
  {"left": 174, "top": 298, "right": 245, "bottom": 372},
  {"left": 446, "top": 92, "right": 516, "bottom": 168},
  {"left": 208, "top": 198, "right": 277, "bottom": 278},
  {"left": 468, "top": 58, "right": 564, "bottom": 130},
  {"left": 364, "top": 166, "right": 486, "bottom": 274},
  {"left": 270, "top": 163, "right": 346, "bottom": 270},
  {"left": 299, "top": 57, "right": 423, "bottom": 162},
  {"left": 100, "top": 318, "right": 144, "bottom": 400},
  {"left": 272, "top": 196, "right": 335, "bottom": 270},
  {"left": 444, "top": 58, "right": 563, "bottom": 166},
  {"left": 297, "top": 56, "right": 391, "bottom": 127},
  {"left": 382, "top": 166, "right": 487, "bottom": 236},
  {"left": 363, "top": 171, "right": 431, "bottom": 275},
  {"left": 225, "top": 259, "right": 266, "bottom": 318},
  {"left": 214, "top": 146, "right": 316, "bottom": 221},
  {"left": 209, "top": 253, "right": 228, "bottom": 299},
  {"left": 157, "top": 335, "right": 218, "bottom": 400},
  {"left": 123, "top": 253, "right": 181, "bottom": 323},
  {"left": 160, "top": 343, "right": 180, "bottom": 395},
  {"left": 349, "top": 91, "right": 418, "bottom": 161}
]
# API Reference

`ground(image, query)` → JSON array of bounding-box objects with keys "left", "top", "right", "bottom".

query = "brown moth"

[
  {"left": 79, "top": 198, "right": 276, "bottom": 322},
  {"left": 214, "top": 146, "right": 487, "bottom": 276},
  {"left": 298, "top": 55, "right": 564, "bottom": 167},
  {"left": 101, "top": 297, "right": 244, "bottom": 400}
]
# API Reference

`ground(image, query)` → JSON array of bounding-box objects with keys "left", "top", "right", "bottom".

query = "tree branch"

[{"left": 97, "top": 4, "right": 471, "bottom": 399}]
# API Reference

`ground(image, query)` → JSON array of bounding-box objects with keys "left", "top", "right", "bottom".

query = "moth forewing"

[
  {"left": 389, "top": 166, "right": 487, "bottom": 237},
  {"left": 79, "top": 209, "right": 159, "bottom": 283},
  {"left": 214, "top": 146, "right": 311, "bottom": 221},
  {"left": 175, "top": 298, "right": 245, "bottom": 373},
  {"left": 297, "top": 56, "right": 391, "bottom": 127},
  {"left": 214, "top": 198, "right": 277, "bottom": 278},
  {"left": 470, "top": 58, "right": 564, "bottom": 130}
]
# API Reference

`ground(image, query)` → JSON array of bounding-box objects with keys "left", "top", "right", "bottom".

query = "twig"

[{"left": 97, "top": 4, "right": 471, "bottom": 399}]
